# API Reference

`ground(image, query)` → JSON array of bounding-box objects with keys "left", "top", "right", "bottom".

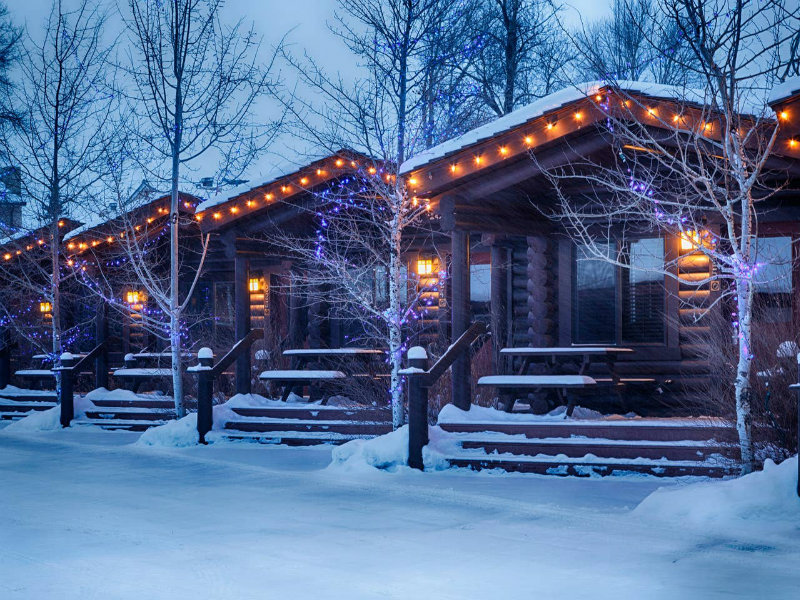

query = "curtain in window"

[
  {"left": 621, "top": 238, "right": 665, "bottom": 343},
  {"left": 574, "top": 243, "right": 616, "bottom": 344}
]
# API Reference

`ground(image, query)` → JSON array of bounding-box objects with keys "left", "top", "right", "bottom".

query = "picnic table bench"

[
  {"left": 111, "top": 352, "right": 192, "bottom": 392},
  {"left": 14, "top": 353, "right": 89, "bottom": 389},
  {"left": 261, "top": 348, "right": 387, "bottom": 402},
  {"left": 482, "top": 346, "right": 652, "bottom": 415}
]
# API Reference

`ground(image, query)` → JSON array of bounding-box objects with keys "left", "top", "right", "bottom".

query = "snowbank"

[
  {"left": 635, "top": 457, "right": 799, "bottom": 533},
  {"left": 0, "top": 385, "right": 54, "bottom": 397},
  {"left": 84, "top": 387, "right": 141, "bottom": 401},
  {"left": 330, "top": 425, "right": 457, "bottom": 473},
  {"left": 136, "top": 412, "right": 200, "bottom": 447},
  {"left": 437, "top": 403, "right": 610, "bottom": 424},
  {"left": 3, "top": 396, "right": 94, "bottom": 433}
]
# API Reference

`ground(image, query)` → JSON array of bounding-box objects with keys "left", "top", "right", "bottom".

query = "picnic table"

[
  {"left": 500, "top": 346, "right": 635, "bottom": 382},
  {"left": 481, "top": 346, "right": 644, "bottom": 415},
  {"left": 260, "top": 348, "right": 387, "bottom": 402}
]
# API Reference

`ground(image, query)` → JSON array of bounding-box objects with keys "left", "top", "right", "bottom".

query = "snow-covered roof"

[
  {"left": 769, "top": 77, "right": 800, "bottom": 105},
  {"left": 63, "top": 181, "right": 164, "bottom": 241},
  {"left": 399, "top": 80, "right": 769, "bottom": 174},
  {"left": 195, "top": 153, "right": 340, "bottom": 214}
]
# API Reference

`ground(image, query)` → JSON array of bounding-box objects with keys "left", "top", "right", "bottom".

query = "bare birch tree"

[
  {"left": 124, "top": 0, "right": 278, "bottom": 415},
  {"left": 279, "top": 0, "right": 463, "bottom": 428},
  {"left": 542, "top": 0, "right": 800, "bottom": 473},
  {"left": 0, "top": 0, "right": 115, "bottom": 361}
]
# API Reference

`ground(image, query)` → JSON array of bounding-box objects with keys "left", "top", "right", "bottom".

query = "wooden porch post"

[
  {"left": 95, "top": 301, "right": 109, "bottom": 390},
  {"left": 234, "top": 253, "right": 251, "bottom": 394},
  {"left": 0, "top": 327, "right": 10, "bottom": 389},
  {"left": 287, "top": 268, "right": 306, "bottom": 351},
  {"left": 489, "top": 237, "right": 508, "bottom": 373},
  {"left": 451, "top": 229, "right": 471, "bottom": 410}
]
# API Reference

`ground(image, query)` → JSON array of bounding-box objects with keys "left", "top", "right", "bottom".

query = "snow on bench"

[
  {"left": 14, "top": 369, "right": 56, "bottom": 378},
  {"left": 477, "top": 375, "right": 597, "bottom": 388},
  {"left": 259, "top": 370, "right": 346, "bottom": 381},
  {"left": 112, "top": 368, "right": 173, "bottom": 379}
]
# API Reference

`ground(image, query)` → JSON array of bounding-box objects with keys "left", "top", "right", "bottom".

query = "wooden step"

[
  {"left": 84, "top": 409, "right": 176, "bottom": 421},
  {"left": 0, "top": 391, "right": 57, "bottom": 402},
  {"left": 224, "top": 420, "right": 392, "bottom": 436},
  {"left": 88, "top": 398, "right": 176, "bottom": 409},
  {"left": 231, "top": 406, "right": 392, "bottom": 421},
  {"left": 446, "top": 456, "right": 736, "bottom": 477},
  {"left": 438, "top": 421, "right": 736, "bottom": 442},
  {"left": 0, "top": 400, "right": 57, "bottom": 411},
  {"left": 222, "top": 431, "right": 371, "bottom": 446},
  {"left": 459, "top": 439, "right": 739, "bottom": 461},
  {"left": 74, "top": 418, "right": 172, "bottom": 431}
]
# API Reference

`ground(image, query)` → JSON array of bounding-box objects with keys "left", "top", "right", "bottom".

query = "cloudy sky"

[{"left": 8, "top": 0, "right": 612, "bottom": 191}]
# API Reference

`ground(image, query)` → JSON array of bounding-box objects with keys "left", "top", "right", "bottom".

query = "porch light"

[
  {"left": 779, "top": 110, "right": 789, "bottom": 121},
  {"left": 3, "top": 253, "right": 10, "bottom": 260},
  {"left": 300, "top": 177, "right": 309, "bottom": 185},
  {"left": 39, "top": 302, "right": 52, "bottom": 314},
  {"left": 126, "top": 291, "right": 140, "bottom": 305},
  {"left": 680, "top": 230, "right": 710, "bottom": 251},
  {"left": 524, "top": 135, "right": 533, "bottom": 145},
  {"left": 574, "top": 111, "right": 583, "bottom": 121},
  {"left": 499, "top": 146, "right": 509, "bottom": 156},
  {"left": 249, "top": 277, "right": 261, "bottom": 293},
  {"left": 213, "top": 212, "right": 221, "bottom": 220},
  {"left": 790, "top": 139, "right": 798, "bottom": 149},
  {"left": 58, "top": 220, "right": 65, "bottom": 227},
  {"left": 417, "top": 258, "right": 433, "bottom": 276},
  {"left": 335, "top": 159, "right": 344, "bottom": 167}
]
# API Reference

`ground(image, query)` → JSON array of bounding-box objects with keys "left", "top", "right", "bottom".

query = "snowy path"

[{"left": 0, "top": 428, "right": 797, "bottom": 599}]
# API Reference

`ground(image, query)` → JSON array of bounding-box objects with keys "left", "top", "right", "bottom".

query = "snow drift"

[
  {"left": 330, "top": 425, "right": 456, "bottom": 472},
  {"left": 635, "top": 456, "right": 799, "bottom": 533},
  {"left": 3, "top": 396, "right": 94, "bottom": 432}
]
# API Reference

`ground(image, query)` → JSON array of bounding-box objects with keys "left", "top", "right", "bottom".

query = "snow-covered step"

[
  {"left": 0, "top": 400, "right": 59, "bottom": 420},
  {"left": 446, "top": 453, "right": 737, "bottom": 478},
  {"left": 73, "top": 417, "right": 174, "bottom": 431},
  {"left": 230, "top": 406, "right": 392, "bottom": 422},
  {"left": 224, "top": 418, "right": 392, "bottom": 437},
  {"left": 84, "top": 408, "right": 176, "bottom": 421},
  {"left": 222, "top": 430, "right": 377, "bottom": 446},
  {"left": 458, "top": 437, "right": 738, "bottom": 462},
  {"left": 89, "top": 398, "right": 176, "bottom": 409},
  {"left": 439, "top": 420, "right": 736, "bottom": 442}
]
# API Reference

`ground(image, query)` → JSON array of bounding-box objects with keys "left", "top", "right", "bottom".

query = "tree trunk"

[
  {"left": 734, "top": 277, "right": 755, "bottom": 474},
  {"left": 170, "top": 86, "right": 184, "bottom": 416},
  {"left": 388, "top": 206, "right": 404, "bottom": 429}
]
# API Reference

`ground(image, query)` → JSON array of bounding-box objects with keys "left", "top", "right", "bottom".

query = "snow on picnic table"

[{"left": 0, "top": 423, "right": 798, "bottom": 599}]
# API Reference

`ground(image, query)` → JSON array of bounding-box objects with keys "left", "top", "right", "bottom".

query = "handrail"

[
  {"left": 420, "top": 322, "right": 487, "bottom": 387},
  {"left": 52, "top": 341, "right": 106, "bottom": 372},
  {"left": 211, "top": 329, "right": 264, "bottom": 377}
]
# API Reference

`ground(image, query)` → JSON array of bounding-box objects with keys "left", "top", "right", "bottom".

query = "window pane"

[
  {"left": 470, "top": 263, "right": 491, "bottom": 303},
  {"left": 574, "top": 244, "right": 616, "bottom": 344},
  {"left": 622, "top": 238, "right": 665, "bottom": 343},
  {"left": 754, "top": 237, "right": 792, "bottom": 323}
]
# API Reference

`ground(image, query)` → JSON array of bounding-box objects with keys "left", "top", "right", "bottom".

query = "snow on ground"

[{"left": 0, "top": 423, "right": 797, "bottom": 599}]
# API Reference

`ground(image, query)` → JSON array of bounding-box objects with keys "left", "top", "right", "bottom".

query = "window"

[
  {"left": 754, "top": 237, "right": 793, "bottom": 323},
  {"left": 622, "top": 238, "right": 665, "bottom": 343},
  {"left": 470, "top": 263, "right": 491, "bottom": 303},
  {"left": 574, "top": 243, "right": 616, "bottom": 344},
  {"left": 574, "top": 239, "right": 665, "bottom": 345}
]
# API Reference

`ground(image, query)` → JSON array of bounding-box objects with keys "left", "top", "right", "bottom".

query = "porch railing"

[
  {"left": 55, "top": 341, "right": 107, "bottom": 428},
  {"left": 190, "top": 329, "right": 264, "bottom": 444},
  {"left": 402, "top": 321, "right": 487, "bottom": 470}
]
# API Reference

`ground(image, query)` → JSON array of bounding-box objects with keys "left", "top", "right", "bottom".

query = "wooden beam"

[
  {"left": 234, "top": 253, "right": 251, "bottom": 394},
  {"left": 450, "top": 230, "right": 471, "bottom": 410}
]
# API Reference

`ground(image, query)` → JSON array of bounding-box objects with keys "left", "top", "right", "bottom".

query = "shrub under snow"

[{"left": 635, "top": 456, "right": 799, "bottom": 534}]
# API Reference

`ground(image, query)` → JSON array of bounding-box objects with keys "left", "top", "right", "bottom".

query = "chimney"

[{"left": 0, "top": 166, "right": 24, "bottom": 229}]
